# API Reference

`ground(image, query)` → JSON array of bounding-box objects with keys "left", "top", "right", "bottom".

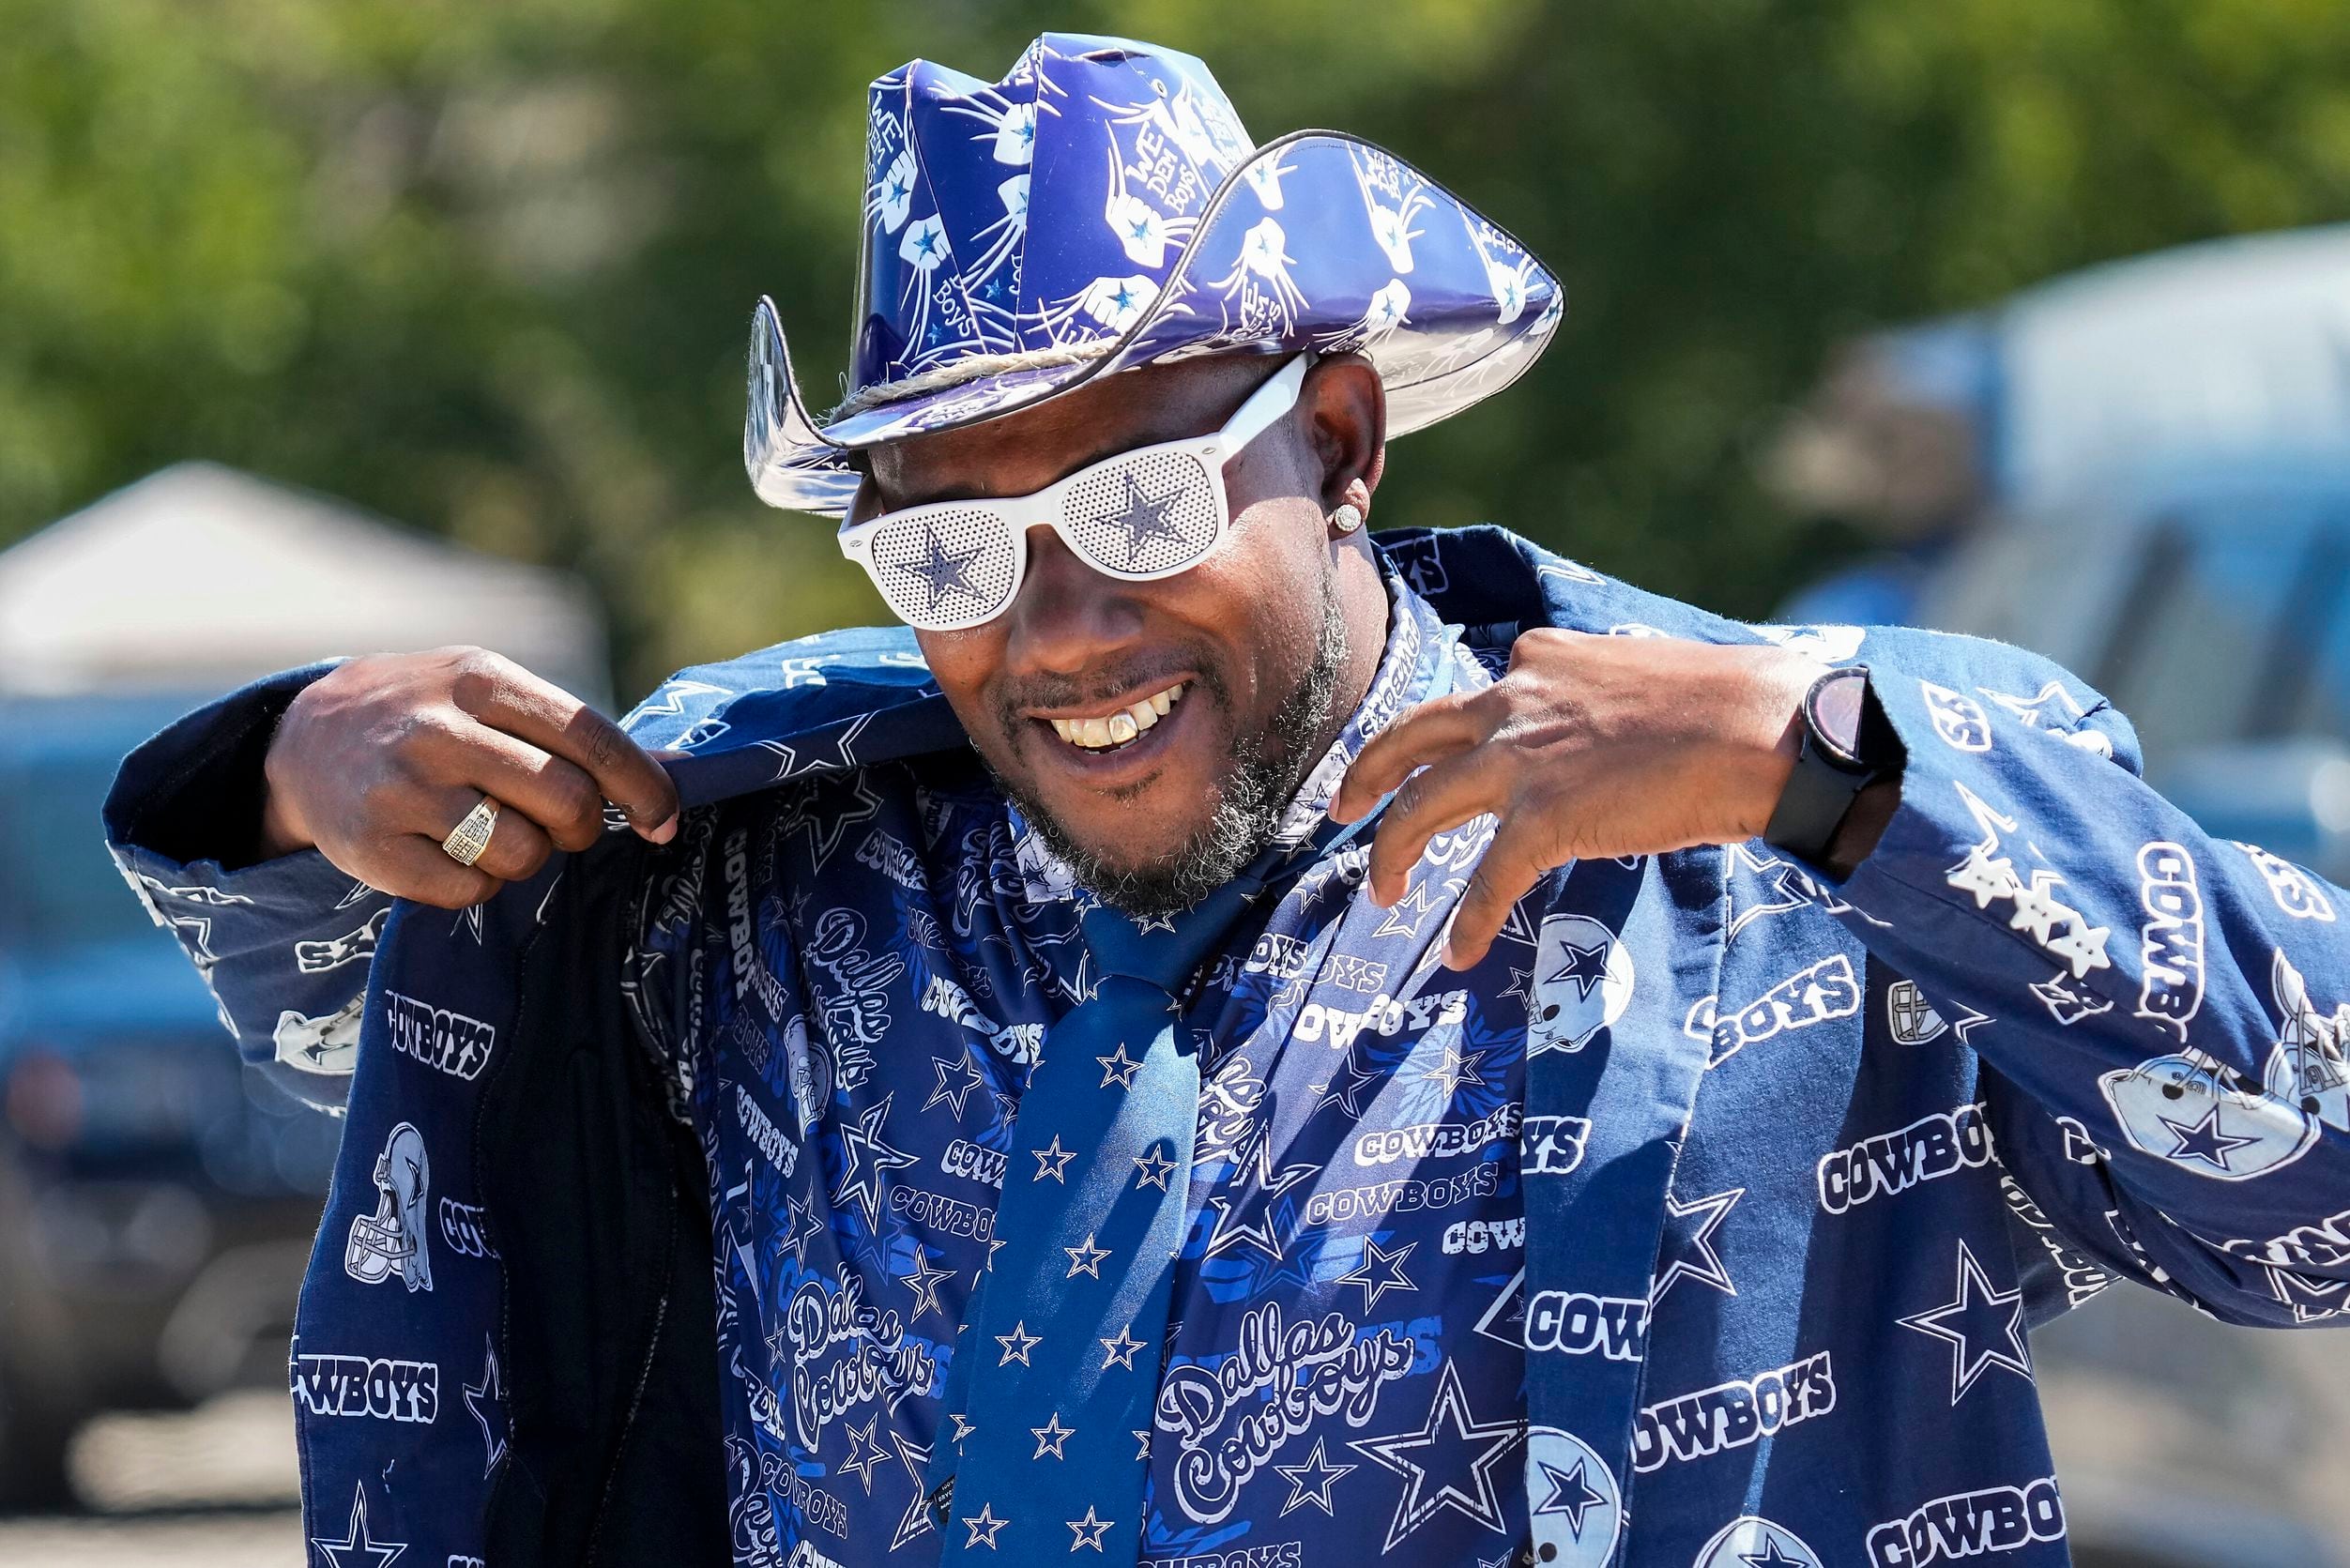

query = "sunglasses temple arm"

[{"left": 1219, "top": 353, "right": 1313, "bottom": 455}]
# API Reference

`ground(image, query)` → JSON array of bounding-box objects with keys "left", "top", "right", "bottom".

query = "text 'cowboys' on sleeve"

[{"left": 1798, "top": 626, "right": 2350, "bottom": 1328}]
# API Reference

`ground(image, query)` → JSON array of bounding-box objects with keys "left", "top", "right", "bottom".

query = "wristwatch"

[{"left": 1762, "top": 665, "right": 1903, "bottom": 863}]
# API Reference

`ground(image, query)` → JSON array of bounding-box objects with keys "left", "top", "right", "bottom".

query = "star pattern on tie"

[
  {"left": 2159, "top": 1102, "right": 2258, "bottom": 1171},
  {"left": 1066, "top": 1505, "right": 1116, "bottom": 1552},
  {"left": 1652, "top": 1185, "right": 1743, "bottom": 1303},
  {"left": 1897, "top": 1239, "right": 2033, "bottom": 1403},
  {"left": 1031, "top": 1411, "right": 1076, "bottom": 1459},
  {"left": 839, "top": 1413, "right": 889, "bottom": 1494},
  {"left": 1134, "top": 1428, "right": 1152, "bottom": 1461},
  {"left": 1335, "top": 1235, "right": 1420, "bottom": 1314},
  {"left": 312, "top": 1483, "right": 406, "bottom": 1568},
  {"left": 996, "top": 1321, "right": 1041, "bottom": 1365},
  {"left": 1132, "top": 1146, "right": 1179, "bottom": 1190},
  {"left": 962, "top": 1502, "right": 1010, "bottom": 1550},
  {"left": 949, "top": 1411, "right": 978, "bottom": 1445},
  {"left": 1273, "top": 1434, "right": 1355, "bottom": 1516},
  {"left": 1064, "top": 1232, "right": 1112, "bottom": 1279},
  {"left": 1348, "top": 1361, "right": 1526, "bottom": 1550},
  {"left": 1099, "top": 1325, "right": 1146, "bottom": 1370},
  {"left": 1743, "top": 1539, "right": 1811, "bottom": 1568},
  {"left": 777, "top": 1193, "right": 827, "bottom": 1271},
  {"left": 1534, "top": 1454, "right": 1606, "bottom": 1539},
  {"left": 902, "top": 1248, "right": 957, "bottom": 1320},
  {"left": 1032, "top": 1134, "right": 1077, "bottom": 1181},
  {"left": 1096, "top": 1043, "right": 1144, "bottom": 1088},
  {"left": 832, "top": 1093, "right": 920, "bottom": 1227}
]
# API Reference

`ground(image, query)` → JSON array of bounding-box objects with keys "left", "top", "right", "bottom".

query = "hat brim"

[{"left": 745, "top": 129, "right": 1564, "bottom": 517}]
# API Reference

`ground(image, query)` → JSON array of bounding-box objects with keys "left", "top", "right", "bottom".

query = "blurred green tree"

[{"left": 4, "top": 0, "right": 2347, "bottom": 693}]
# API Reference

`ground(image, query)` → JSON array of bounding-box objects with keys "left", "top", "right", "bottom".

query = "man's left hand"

[{"left": 1329, "top": 629, "right": 1824, "bottom": 969}]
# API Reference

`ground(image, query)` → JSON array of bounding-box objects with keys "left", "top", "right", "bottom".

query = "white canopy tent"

[{"left": 0, "top": 463, "right": 610, "bottom": 705}]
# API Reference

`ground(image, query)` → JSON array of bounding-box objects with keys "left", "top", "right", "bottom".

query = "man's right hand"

[{"left": 259, "top": 647, "right": 681, "bottom": 909}]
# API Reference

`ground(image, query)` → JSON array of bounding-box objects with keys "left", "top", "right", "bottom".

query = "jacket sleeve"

[
  {"left": 102, "top": 664, "right": 385, "bottom": 1114},
  {"left": 1808, "top": 626, "right": 2350, "bottom": 1327}
]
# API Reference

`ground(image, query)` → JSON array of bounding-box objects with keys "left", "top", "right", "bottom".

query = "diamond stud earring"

[{"left": 1330, "top": 502, "right": 1366, "bottom": 534}]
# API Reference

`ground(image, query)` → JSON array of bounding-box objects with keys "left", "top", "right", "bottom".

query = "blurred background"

[{"left": 7, "top": 0, "right": 2350, "bottom": 1561}]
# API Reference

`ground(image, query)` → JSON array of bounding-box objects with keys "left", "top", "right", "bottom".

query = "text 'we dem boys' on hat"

[{"left": 743, "top": 32, "right": 1564, "bottom": 518}]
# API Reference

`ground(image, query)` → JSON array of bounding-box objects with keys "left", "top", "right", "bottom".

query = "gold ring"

[{"left": 441, "top": 797, "right": 500, "bottom": 866}]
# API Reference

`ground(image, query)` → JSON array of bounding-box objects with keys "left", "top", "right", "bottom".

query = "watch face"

[{"left": 1808, "top": 669, "right": 1869, "bottom": 769}]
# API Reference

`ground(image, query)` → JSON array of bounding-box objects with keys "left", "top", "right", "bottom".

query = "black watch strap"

[{"left": 1763, "top": 665, "right": 1894, "bottom": 862}]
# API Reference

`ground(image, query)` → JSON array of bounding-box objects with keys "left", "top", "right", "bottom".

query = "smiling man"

[{"left": 107, "top": 32, "right": 2350, "bottom": 1568}]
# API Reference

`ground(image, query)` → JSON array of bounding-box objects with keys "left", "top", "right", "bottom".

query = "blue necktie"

[{"left": 927, "top": 876, "right": 1258, "bottom": 1561}]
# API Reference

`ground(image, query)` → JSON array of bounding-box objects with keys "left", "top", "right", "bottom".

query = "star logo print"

[
  {"left": 1273, "top": 1434, "right": 1355, "bottom": 1516},
  {"left": 961, "top": 1502, "right": 1009, "bottom": 1549},
  {"left": 1132, "top": 1146, "right": 1179, "bottom": 1190},
  {"left": 1743, "top": 1539, "right": 1811, "bottom": 1568},
  {"left": 1652, "top": 1186, "right": 1743, "bottom": 1303},
  {"left": 832, "top": 1094, "right": 920, "bottom": 1228},
  {"left": 779, "top": 1193, "right": 827, "bottom": 1271},
  {"left": 1096, "top": 1043, "right": 1144, "bottom": 1088},
  {"left": 901, "top": 1248, "right": 956, "bottom": 1320},
  {"left": 882, "top": 1431, "right": 938, "bottom": 1550},
  {"left": 1418, "top": 1044, "right": 1486, "bottom": 1100},
  {"left": 1032, "top": 1134, "right": 1077, "bottom": 1182},
  {"left": 1897, "top": 1239, "right": 2032, "bottom": 1402},
  {"left": 1064, "top": 1232, "right": 1112, "bottom": 1279},
  {"left": 996, "top": 1320, "right": 1041, "bottom": 1365},
  {"left": 924, "top": 1054, "right": 988, "bottom": 1118},
  {"left": 1546, "top": 936, "right": 1614, "bottom": 1001},
  {"left": 312, "top": 1483, "right": 406, "bottom": 1568},
  {"left": 1030, "top": 1411, "right": 1076, "bottom": 1459},
  {"left": 1348, "top": 1360, "right": 1527, "bottom": 1550},
  {"left": 1099, "top": 1326, "right": 1146, "bottom": 1370},
  {"left": 838, "top": 1413, "right": 888, "bottom": 1494},
  {"left": 1066, "top": 1505, "right": 1116, "bottom": 1552},
  {"left": 463, "top": 1336, "right": 508, "bottom": 1477},
  {"left": 1534, "top": 1454, "right": 1606, "bottom": 1539},
  {"left": 899, "top": 520, "right": 992, "bottom": 613},
  {"left": 1372, "top": 879, "right": 1443, "bottom": 939},
  {"left": 1082, "top": 472, "right": 1190, "bottom": 567},
  {"left": 2159, "top": 1102, "right": 2258, "bottom": 1172},
  {"left": 1335, "top": 1235, "right": 1420, "bottom": 1315}
]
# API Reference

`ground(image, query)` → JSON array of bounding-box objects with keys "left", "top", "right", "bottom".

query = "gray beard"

[{"left": 1002, "top": 580, "right": 1353, "bottom": 919}]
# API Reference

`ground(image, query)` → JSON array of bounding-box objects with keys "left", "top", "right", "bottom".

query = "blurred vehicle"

[
  {"left": 0, "top": 463, "right": 608, "bottom": 1509},
  {"left": 0, "top": 693, "right": 341, "bottom": 1508},
  {"left": 1771, "top": 225, "right": 2350, "bottom": 1568}
]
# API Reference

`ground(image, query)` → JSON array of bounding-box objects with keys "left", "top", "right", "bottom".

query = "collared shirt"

[
  {"left": 637, "top": 573, "right": 1539, "bottom": 1564},
  {"left": 106, "top": 524, "right": 2350, "bottom": 1568}
]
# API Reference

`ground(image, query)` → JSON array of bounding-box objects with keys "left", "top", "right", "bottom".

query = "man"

[{"left": 105, "top": 33, "right": 2350, "bottom": 1568}]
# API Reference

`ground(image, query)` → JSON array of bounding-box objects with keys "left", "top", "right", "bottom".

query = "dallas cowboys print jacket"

[{"left": 105, "top": 525, "right": 2350, "bottom": 1568}]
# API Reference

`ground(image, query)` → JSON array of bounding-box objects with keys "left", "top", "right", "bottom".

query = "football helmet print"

[{"left": 346, "top": 1121, "right": 433, "bottom": 1291}]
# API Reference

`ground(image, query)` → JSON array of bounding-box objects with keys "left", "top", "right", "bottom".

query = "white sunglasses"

[{"left": 836, "top": 355, "right": 1310, "bottom": 632}]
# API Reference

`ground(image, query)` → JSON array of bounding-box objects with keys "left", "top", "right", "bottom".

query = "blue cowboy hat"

[{"left": 744, "top": 32, "right": 1564, "bottom": 517}]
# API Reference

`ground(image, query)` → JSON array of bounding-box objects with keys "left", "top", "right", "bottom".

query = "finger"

[
  {"left": 1364, "top": 752, "right": 1504, "bottom": 908},
  {"left": 443, "top": 723, "right": 610, "bottom": 853},
  {"left": 1442, "top": 820, "right": 1555, "bottom": 970},
  {"left": 365, "top": 835, "right": 501, "bottom": 910},
  {"left": 418, "top": 787, "right": 554, "bottom": 885},
  {"left": 1332, "top": 689, "right": 1495, "bottom": 823},
  {"left": 447, "top": 653, "right": 680, "bottom": 841}
]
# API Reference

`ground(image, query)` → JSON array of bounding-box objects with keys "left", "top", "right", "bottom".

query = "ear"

[{"left": 1303, "top": 354, "right": 1386, "bottom": 524}]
